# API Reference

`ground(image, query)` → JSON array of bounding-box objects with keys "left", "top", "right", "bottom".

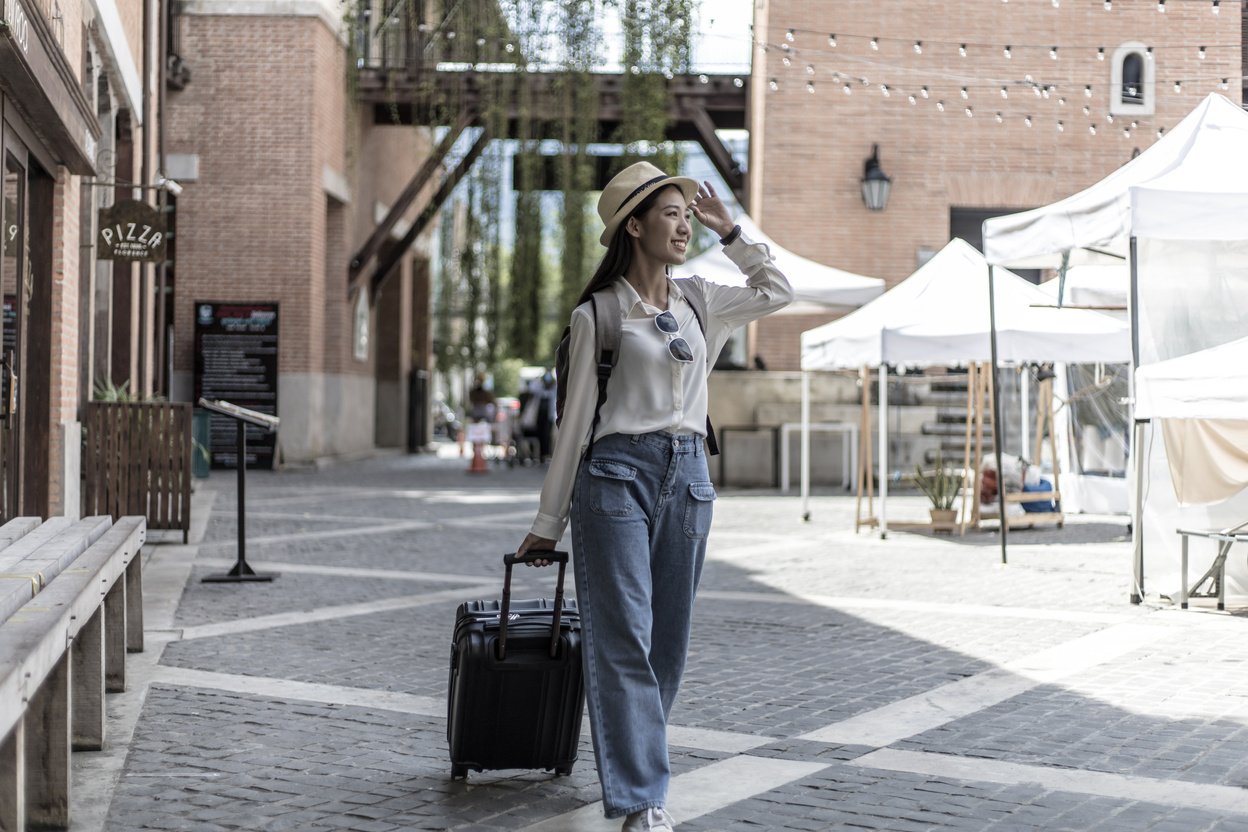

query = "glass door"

[{"left": 1, "top": 148, "right": 27, "bottom": 520}]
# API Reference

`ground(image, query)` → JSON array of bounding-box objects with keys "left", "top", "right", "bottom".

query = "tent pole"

[
  {"left": 1020, "top": 367, "right": 1030, "bottom": 462},
  {"left": 801, "top": 369, "right": 811, "bottom": 522},
  {"left": 987, "top": 264, "right": 1009, "bottom": 564},
  {"left": 960, "top": 363, "right": 975, "bottom": 535},
  {"left": 879, "top": 363, "right": 889, "bottom": 539},
  {"left": 1129, "top": 234, "right": 1144, "bottom": 603},
  {"left": 857, "top": 365, "right": 872, "bottom": 531}
]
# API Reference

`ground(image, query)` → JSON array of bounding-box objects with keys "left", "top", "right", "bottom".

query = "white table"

[{"left": 779, "top": 422, "right": 858, "bottom": 493}]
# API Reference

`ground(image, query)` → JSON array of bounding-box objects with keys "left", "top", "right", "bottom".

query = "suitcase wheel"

[
  {"left": 451, "top": 764, "right": 469, "bottom": 780},
  {"left": 555, "top": 765, "right": 573, "bottom": 777}
]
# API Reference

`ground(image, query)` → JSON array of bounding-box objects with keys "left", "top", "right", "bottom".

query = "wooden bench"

[{"left": 0, "top": 515, "right": 147, "bottom": 830}]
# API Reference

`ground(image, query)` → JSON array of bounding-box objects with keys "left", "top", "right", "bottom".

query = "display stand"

[{"left": 198, "top": 398, "right": 281, "bottom": 583}]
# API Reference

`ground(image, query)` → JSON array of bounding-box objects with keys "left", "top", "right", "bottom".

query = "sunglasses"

[{"left": 654, "top": 311, "right": 694, "bottom": 363}]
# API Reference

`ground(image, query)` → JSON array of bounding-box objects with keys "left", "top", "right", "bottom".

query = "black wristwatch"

[{"left": 719, "top": 224, "right": 742, "bottom": 246}]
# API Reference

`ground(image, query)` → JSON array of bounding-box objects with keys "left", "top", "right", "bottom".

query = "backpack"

[{"left": 554, "top": 279, "right": 720, "bottom": 458}]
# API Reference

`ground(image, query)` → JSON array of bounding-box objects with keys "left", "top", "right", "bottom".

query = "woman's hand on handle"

[
  {"left": 689, "top": 181, "right": 735, "bottom": 240},
  {"left": 517, "top": 532, "right": 559, "bottom": 567}
]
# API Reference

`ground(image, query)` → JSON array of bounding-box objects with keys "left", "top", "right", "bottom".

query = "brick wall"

[
  {"left": 47, "top": 169, "right": 81, "bottom": 512},
  {"left": 752, "top": 0, "right": 1241, "bottom": 369}
]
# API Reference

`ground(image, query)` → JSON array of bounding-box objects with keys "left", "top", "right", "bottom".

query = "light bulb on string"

[
  {"left": 880, "top": 84, "right": 891, "bottom": 97},
  {"left": 1033, "top": 85, "right": 1043, "bottom": 98},
  {"left": 504, "top": 42, "right": 515, "bottom": 53},
  {"left": 870, "top": 37, "right": 879, "bottom": 51},
  {"left": 1199, "top": 47, "right": 1206, "bottom": 60},
  {"left": 960, "top": 87, "right": 969, "bottom": 100},
  {"left": 908, "top": 94, "right": 917, "bottom": 105},
  {"left": 445, "top": 30, "right": 455, "bottom": 39},
  {"left": 1058, "top": 97, "right": 1066, "bottom": 106},
  {"left": 1212, "top": 0, "right": 1220, "bottom": 13},
  {"left": 965, "top": 106, "right": 974, "bottom": 118},
  {"left": 1051, "top": 0, "right": 1059, "bottom": 6},
  {"left": 782, "top": 56, "right": 791, "bottom": 67},
  {"left": 1000, "top": 86, "right": 1009, "bottom": 99},
  {"left": 1089, "top": 124, "right": 1097, "bottom": 135},
  {"left": 1024, "top": 115, "right": 1033, "bottom": 127},
  {"left": 959, "top": 44, "right": 967, "bottom": 57},
  {"left": 1221, "top": 78, "right": 1230, "bottom": 90},
  {"left": 806, "top": 64, "right": 815, "bottom": 75},
  {"left": 733, "top": 77, "right": 744, "bottom": 88},
  {"left": 1131, "top": 121, "right": 1138, "bottom": 129},
  {"left": 1084, "top": 85, "right": 1093, "bottom": 98},
  {"left": 920, "top": 86, "right": 930, "bottom": 99},
  {"left": 995, "top": 112, "right": 1004, "bottom": 123},
  {"left": 1124, "top": 128, "right": 1131, "bottom": 138},
  {"left": 1082, "top": 106, "right": 1090, "bottom": 115},
  {"left": 769, "top": 78, "right": 779, "bottom": 91},
  {"left": 475, "top": 37, "right": 485, "bottom": 46},
  {"left": 1157, "top": 127, "right": 1166, "bottom": 138},
  {"left": 828, "top": 34, "right": 837, "bottom": 47},
  {"left": 1057, "top": 121, "right": 1065, "bottom": 132},
  {"left": 1097, "top": 47, "right": 1105, "bottom": 61},
  {"left": 936, "top": 101, "right": 946, "bottom": 112},
  {"left": 786, "top": 29, "right": 795, "bottom": 42},
  {"left": 1050, "top": 46, "right": 1058, "bottom": 60},
  {"left": 1157, "top": 0, "right": 1165, "bottom": 11},
  {"left": 842, "top": 83, "right": 852, "bottom": 95},
  {"left": 1042, "top": 87, "right": 1051, "bottom": 100},
  {"left": 1107, "top": 113, "right": 1115, "bottom": 123},
  {"left": 807, "top": 82, "right": 815, "bottom": 94},
  {"left": 1146, "top": 47, "right": 1153, "bottom": 60},
  {"left": 914, "top": 41, "right": 923, "bottom": 54},
  {"left": 1003, "top": 45, "right": 1012, "bottom": 59},
  {"left": 1173, "top": 80, "right": 1181, "bottom": 93},
  {"left": 1104, "top": 0, "right": 1111, "bottom": 8}
]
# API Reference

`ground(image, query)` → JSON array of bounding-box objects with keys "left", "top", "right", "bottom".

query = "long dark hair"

[{"left": 575, "top": 184, "right": 683, "bottom": 308}]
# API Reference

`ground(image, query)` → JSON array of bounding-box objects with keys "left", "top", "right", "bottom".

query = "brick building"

[
  {"left": 1, "top": 0, "right": 161, "bottom": 518},
  {"left": 747, "top": 0, "right": 1244, "bottom": 370},
  {"left": 165, "top": 0, "right": 435, "bottom": 464}
]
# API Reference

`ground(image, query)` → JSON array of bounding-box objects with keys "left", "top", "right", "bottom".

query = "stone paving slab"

[{"left": 80, "top": 450, "right": 1248, "bottom": 832}]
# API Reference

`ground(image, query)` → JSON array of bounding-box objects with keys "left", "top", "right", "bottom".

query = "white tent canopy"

[
  {"left": 800, "top": 238, "right": 1131, "bottom": 370},
  {"left": 984, "top": 94, "right": 1248, "bottom": 268},
  {"left": 1135, "top": 335, "right": 1248, "bottom": 421},
  {"left": 1036, "top": 265, "right": 1129, "bottom": 311},
  {"left": 678, "top": 214, "right": 885, "bottom": 309}
]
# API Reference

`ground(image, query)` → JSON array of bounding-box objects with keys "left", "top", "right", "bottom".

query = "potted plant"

[{"left": 915, "top": 455, "right": 960, "bottom": 530}]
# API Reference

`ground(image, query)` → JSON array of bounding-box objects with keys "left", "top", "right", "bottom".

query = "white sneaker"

[{"left": 621, "top": 807, "right": 675, "bottom": 831}]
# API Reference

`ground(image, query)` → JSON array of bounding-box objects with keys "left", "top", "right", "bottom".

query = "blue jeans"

[{"left": 570, "top": 432, "right": 716, "bottom": 818}]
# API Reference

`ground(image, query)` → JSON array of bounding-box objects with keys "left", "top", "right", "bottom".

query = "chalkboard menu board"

[{"left": 193, "top": 302, "right": 279, "bottom": 469}]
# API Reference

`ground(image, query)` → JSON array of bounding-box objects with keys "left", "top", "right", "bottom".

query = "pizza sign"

[{"left": 98, "top": 200, "right": 167, "bottom": 262}]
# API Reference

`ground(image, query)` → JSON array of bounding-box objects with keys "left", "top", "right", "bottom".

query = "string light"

[
  {"left": 786, "top": 29, "right": 795, "bottom": 42},
  {"left": 965, "top": 106, "right": 974, "bottom": 118},
  {"left": 828, "top": 34, "right": 837, "bottom": 47},
  {"left": 960, "top": 86, "right": 969, "bottom": 99},
  {"left": 1051, "top": 0, "right": 1059, "bottom": 7},
  {"left": 1084, "top": 85, "right": 1093, "bottom": 98},
  {"left": 782, "top": 56, "right": 791, "bottom": 67},
  {"left": 1104, "top": 0, "right": 1111, "bottom": 8},
  {"left": 1098, "top": 47, "right": 1105, "bottom": 61},
  {"left": 1199, "top": 46, "right": 1206, "bottom": 59},
  {"left": 995, "top": 112, "right": 1004, "bottom": 123},
  {"left": 1157, "top": 0, "right": 1165, "bottom": 11},
  {"left": 807, "top": 81, "right": 815, "bottom": 93},
  {"left": 769, "top": 78, "right": 778, "bottom": 91},
  {"left": 914, "top": 41, "right": 923, "bottom": 54},
  {"left": 1050, "top": 46, "right": 1058, "bottom": 60},
  {"left": 842, "top": 83, "right": 852, "bottom": 95},
  {"left": 1221, "top": 78, "right": 1230, "bottom": 90},
  {"left": 1003, "top": 45, "right": 1012, "bottom": 59},
  {"left": 881, "top": 84, "right": 891, "bottom": 97},
  {"left": 920, "top": 86, "right": 930, "bottom": 99},
  {"left": 1157, "top": 127, "right": 1166, "bottom": 138},
  {"left": 936, "top": 101, "right": 945, "bottom": 112},
  {"left": 806, "top": 64, "right": 815, "bottom": 74},
  {"left": 959, "top": 44, "right": 967, "bottom": 57},
  {"left": 1000, "top": 86, "right": 1009, "bottom": 99},
  {"left": 1024, "top": 115, "right": 1033, "bottom": 127},
  {"left": 1083, "top": 105, "right": 1091, "bottom": 115},
  {"left": 733, "top": 77, "right": 744, "bottom": 88},
  {"left": 1212, "top": 0, "right": 1220, "bottom": 12},
  {"left": 908, "top": 94, "right": 917, "bottom": 105},
  {"left": 1058, "top": 97, "right": 1066, "bottom": 105},
  {"left": 1107, "top": 113, "right": 1115, "bottom": 123},
  {"left": 1089, "top": 124, "right": 1097, "bottom": 135},
  {"left": 1174, "top": 80, "right": 1181, "bottom": 93},
  {"left": 1146, "top": 46, "right": 1154, "bottom": 60},
  {"left": 870, "top": 36, "right": 879, "bottom": 51},
  {"left": 1124, "top": 128, "right": 1131, "bottom": 138},
  {"left": 1057, "top": 121, "right": 1064, "bottom": 132}
]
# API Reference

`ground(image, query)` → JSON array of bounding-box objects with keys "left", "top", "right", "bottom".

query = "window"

[{"left": 1111, "top": 43, "right": 1154, "bottom": 116}]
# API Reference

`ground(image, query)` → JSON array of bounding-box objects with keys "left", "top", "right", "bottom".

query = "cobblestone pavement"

[{"left": 73, "top": 445, "right": 1248, "bottom": 831}]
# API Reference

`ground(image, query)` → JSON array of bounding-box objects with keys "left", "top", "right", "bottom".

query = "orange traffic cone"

[{"left": 468, "top": 441, "right": 489, "bottom": 474}]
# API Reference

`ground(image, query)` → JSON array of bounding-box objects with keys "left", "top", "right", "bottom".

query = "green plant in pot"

[{"left": 915, "top": 454, "right": 960, "bottom": 530}]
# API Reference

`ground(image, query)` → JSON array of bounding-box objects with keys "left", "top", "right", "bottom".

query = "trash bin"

[{"left": 192, "top": 408, "right": 212, "bottom": 478}]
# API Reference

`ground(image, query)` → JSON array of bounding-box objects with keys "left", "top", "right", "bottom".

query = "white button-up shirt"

[{"left": 530, "top": 232, "right": 794, "bottom": 540}]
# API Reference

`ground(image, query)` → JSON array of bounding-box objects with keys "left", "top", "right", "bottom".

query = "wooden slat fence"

[{"left": 83, "top": 402, "right": 193, "bottom": 543}]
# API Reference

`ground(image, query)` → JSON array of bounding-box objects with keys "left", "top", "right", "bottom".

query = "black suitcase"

[{"left": 447, "top": 550, "right": 585, "bottom": 780}]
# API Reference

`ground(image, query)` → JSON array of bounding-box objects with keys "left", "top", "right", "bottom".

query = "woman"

[{"left": 516, "top": 161, "right": 792, "bottom": 831}]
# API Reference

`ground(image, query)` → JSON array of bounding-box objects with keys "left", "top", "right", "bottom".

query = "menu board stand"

[{"left": 199, "top": 398, "right": 281, "bottom": 584}]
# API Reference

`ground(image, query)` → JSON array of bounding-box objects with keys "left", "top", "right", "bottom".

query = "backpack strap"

[
  {"left": 584, "top": 289, "right": 622, "bottom": 461},
  {"left": 675, "top": 279, "right": 720, "bottom": 457}
]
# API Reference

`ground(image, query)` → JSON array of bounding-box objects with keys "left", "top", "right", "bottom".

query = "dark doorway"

[{"left": 949, "top": 207, "right": 1042, "bottom": 283}]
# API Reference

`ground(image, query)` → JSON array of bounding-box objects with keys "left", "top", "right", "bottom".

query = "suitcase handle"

[{"left": 498, "top": 550, "right": 569, "bottom": 661}]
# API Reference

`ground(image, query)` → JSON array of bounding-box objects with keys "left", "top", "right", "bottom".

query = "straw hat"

[{"left": 597, "top": 161, "right": 699, "bottom": 246}]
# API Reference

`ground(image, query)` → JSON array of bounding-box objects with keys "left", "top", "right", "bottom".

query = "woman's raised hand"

[
  {"left": 516, "top": 532, "right": 559, "bottom": 567},
  {"left": 689, "top": 181, "right": 735, "bottom": 240}
]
